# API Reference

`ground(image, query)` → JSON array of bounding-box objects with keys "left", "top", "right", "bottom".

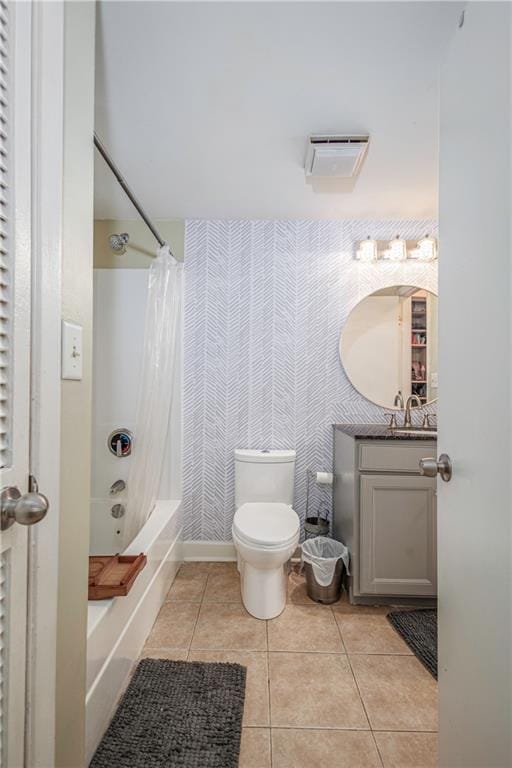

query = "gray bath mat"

[
  {"left": 387, "top": 609, "right": 437, "bottom": 679},
  {"left": 89, "top": 659, "right": 247, "bottom": 768}
]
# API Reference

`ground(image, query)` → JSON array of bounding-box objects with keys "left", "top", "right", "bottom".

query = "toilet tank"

[{"left": 234, "top": 449, "right": 296, "bottom": 508}]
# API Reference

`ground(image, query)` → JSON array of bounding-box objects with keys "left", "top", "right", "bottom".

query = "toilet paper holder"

[{"left": 304, "top": 468, "right": 332, "bottom": 539}]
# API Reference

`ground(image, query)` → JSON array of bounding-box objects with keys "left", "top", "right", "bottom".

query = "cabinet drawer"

[{"left": 358, "top": 441, "right": 437, "bottom": 473}]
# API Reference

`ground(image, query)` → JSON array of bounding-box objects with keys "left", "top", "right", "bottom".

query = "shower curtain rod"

[{"left": 93, "top": 131, "right": 170, "bottom": 252}]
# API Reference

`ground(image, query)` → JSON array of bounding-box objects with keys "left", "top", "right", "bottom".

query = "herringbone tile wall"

[{"left": 183, "top": 219, "right": 438, "bottom": 541}]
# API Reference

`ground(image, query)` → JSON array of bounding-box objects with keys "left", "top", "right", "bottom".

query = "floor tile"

[
  {"left": 145, "top": 602, "right": 199, "bottom": 649},
  {"left": 239, "top": 728, "right": 271, "bottom": 768},
  {"left": 336, "top": 615, "right": 412, "bottom": 655},
  {"left": 139, "top": 648, "right": 189, "bottom": 661},
  {"left": 178, "top": 561, "right": 211, "bottom": 574},
  {"left": 188, "top": 650, "right": 269, "bottom": 726},
  {"left": 268, "top": 652, "right": 369, "bottom": 729},
  {"left": 166, "top": 569, "right": 208, "bottom": 603},
  {"left": 268, "top": 604, "right": 344, "bottom": 653},
  {"left": 191, "top": 603, "right": 267, "bottom": 651},
  {"left": 350, "top": 655, "right": 438, "bottom": 731},
  {"left": 375, "top": 732, "right": 438, "bottom": 767},
  {"left": 208, "top": 561, "right": 238, "bottom": 572},
  {"left": 332, "top": 592, "right": 391, "bottom": 616},
  {"left": 203, "top": 568, "right": 242, "bottom": 603},
  {"left": 271, "top": 729, "right": 382, "bottom": 768}
]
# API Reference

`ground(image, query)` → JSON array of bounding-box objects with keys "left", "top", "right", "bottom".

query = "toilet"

[{"left": 232, "top": 449, "right": 300, "bottom": 619}]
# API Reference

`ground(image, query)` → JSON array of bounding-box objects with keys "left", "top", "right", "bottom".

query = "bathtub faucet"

[{"left": 110, "top": 479, "right": 126, "bottom": 494}]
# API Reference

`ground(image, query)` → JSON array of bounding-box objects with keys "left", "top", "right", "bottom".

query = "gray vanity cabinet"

[
  {"left": 359, "top": 474, "right": 437, "bottom": 596},
  {"left": 333, "top": 425, "right": 437, "bottom": 604}
]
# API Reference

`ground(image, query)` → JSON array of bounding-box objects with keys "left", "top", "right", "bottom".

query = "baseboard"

[{"left": 183, "top": 540, "right": 237, "bottom": 561}]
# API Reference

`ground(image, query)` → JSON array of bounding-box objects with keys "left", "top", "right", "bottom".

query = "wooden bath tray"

[{"left": 88, "top": 554, "right": 147, "bottom": 600}]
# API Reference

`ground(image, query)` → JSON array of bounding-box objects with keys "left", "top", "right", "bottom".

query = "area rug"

[
  {"left": 89, "top": 659, "right": 247, "bottom": 768},
  {"left": 387, "top": 609, "right": 438, "bottom": 679}
]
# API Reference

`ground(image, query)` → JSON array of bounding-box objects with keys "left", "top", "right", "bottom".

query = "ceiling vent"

[{"left": 305, "top": 134, "right": 369, "bottom": 178}]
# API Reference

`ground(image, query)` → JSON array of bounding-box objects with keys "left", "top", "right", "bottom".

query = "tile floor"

[{"left": 142, "top": 562, "right": 438, "bottom": 768}]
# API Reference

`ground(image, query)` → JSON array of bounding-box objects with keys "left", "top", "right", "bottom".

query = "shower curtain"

[{"left": 123, "top": 244, "right": 183, "bottom": 547}]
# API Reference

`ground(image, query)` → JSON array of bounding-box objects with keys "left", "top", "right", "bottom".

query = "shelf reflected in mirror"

[{"left": 339, "top": 285, "right": 438, "bottom": 410}]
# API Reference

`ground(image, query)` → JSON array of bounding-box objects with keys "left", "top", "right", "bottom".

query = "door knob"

[
  {"left": 419, "top": 454, "right": 452, "bottom": 482},
  {"left": 1, "top": 486, "right": 49, "bottom": 531}
]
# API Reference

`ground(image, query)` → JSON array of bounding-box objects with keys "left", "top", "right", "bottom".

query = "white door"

[
  {"left": 1, "top": 3, "right": 49, "bottom": 766},
  {"left": 437, "top": 4, "right": 511, "bottom": 766}
]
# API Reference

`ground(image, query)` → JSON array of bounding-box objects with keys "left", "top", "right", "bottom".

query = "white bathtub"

[{"left": 86, "top": 499, "right": 182, "bottom": 763}]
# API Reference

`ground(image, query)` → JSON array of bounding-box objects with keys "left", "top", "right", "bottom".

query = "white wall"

[{"left": 91, "top": 269, "right": 182, "bottom": 553}]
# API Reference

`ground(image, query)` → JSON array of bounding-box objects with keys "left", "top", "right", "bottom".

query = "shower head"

[{"left": 109, "top": 232, "right": 130, "bottom": 253}]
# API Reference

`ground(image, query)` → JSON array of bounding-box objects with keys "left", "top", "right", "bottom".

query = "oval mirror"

[{"left": 340, "top": 285, "right": 438, "bottom": 410}]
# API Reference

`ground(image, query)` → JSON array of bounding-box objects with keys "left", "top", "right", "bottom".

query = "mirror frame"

[{"left": 339, "top": 283, "right": 438, "bottom": 410}]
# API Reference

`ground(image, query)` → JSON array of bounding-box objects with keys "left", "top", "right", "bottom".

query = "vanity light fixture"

[
  {"left": 381, "top": 235, "right": 408, "bottom": 262},
  {"left": 409, "top": 234, "right": 437, "bottom": 261},
  {"left": 354, "top": 235, "right": 438, "bottom": 262},
  {"left": 355, "top": 236, "right": 378, "bottom": 262}
]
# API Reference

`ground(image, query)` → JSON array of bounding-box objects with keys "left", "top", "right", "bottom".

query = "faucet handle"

[
  {"left": 385, "top": 413, "right": 398, "bottom": 429},
  {"left": 110, "top": 479, "right": 126, "bottom": 494}
]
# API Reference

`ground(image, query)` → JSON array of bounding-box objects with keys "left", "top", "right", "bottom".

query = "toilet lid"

[{"left": 233, "top": 503, "right": 300, "bottom": 547}]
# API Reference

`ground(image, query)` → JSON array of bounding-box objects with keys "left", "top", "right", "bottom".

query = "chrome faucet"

[
  {"left": 404, "top": 395, "right": 422, "bottom": 428},
  {"left": 110, "top": 479, "right": 126, "bottom": 494},
  {"left": 393, "top": 390, "right": 405, "bottom": 409}
]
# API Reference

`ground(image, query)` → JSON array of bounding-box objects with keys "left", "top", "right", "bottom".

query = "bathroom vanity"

[{"left": 333, "top": 424, "right": 437, "bottom": 604}]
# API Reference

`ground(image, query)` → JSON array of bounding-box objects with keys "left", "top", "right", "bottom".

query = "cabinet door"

[{"left": 360, "top": 474, "right": 437, "bottom": 596}]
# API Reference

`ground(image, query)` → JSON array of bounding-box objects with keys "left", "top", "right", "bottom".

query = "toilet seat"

[{"left": 233, "top": 502, "right": 299, "bottom": 548}]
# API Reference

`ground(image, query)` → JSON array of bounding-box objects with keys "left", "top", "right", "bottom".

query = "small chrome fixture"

[
  {"left": 387, "top": 413, "right": 398, "bottom": 429},
  {"left": 1, "top": 486, "right": 49, "bottom": 531},
  {"left": 111, "top": 503, "right": 125, "bottom": 519},
  {"left": 422, "top": 413, "right": 435, "bottom": 430},
  {"left": 110, "top": 479, "right": 126, "bottom": 494},
  {"left": 94, "top": 132, "right": 174, "bottom": 253},
  {"left": 404, "top": 394, "right": 422, "bottom": 428},
  {"left": 419, "top": 454, "right": 452, "bottom": 482},
  {"left": 394, "top": 390, "right": 405, "bottom": 409},
  {"left": 109, "top": 232, "right": 130, "bottom": 253},
  {"left": 108, "top": 429, "right": 133, "bottom": 457}
]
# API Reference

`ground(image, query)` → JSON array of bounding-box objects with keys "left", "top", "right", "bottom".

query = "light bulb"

[
  {"left": 410, "top": 234, "right": 437, "bottom": 261},
  {"left": 355, "top": 237, "right": 378, "bottom": 262},
  {"left": 382, "top": 236, "right": 407, "bottom": 262}
]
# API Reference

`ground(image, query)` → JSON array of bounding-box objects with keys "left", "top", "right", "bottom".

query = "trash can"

[{"left": 301, "top": 536, "right": 350, "bottom": 604}]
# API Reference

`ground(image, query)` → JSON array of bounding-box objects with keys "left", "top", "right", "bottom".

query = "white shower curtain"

[{"left": 123, "top": 244, "right": 183, "bottom": 547}]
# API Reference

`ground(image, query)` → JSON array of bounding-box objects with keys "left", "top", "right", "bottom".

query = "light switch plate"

[{"left": 61, "top": 320, "right": 83, "bottom": 380}]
